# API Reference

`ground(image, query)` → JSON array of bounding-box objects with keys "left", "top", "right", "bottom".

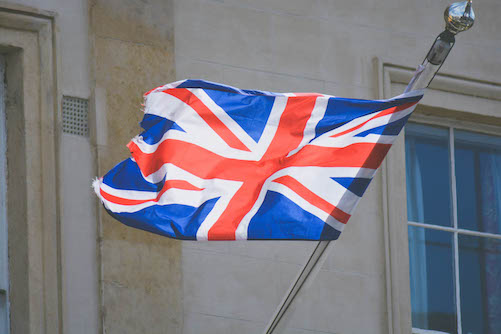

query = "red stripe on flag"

[
  {"left": 129, "top": 140, "right": 389, "bottom": 180},
  {"left": 330, "top": 101, "right": 418, "bottom": 138},
  {"left": 164, "top": 88, "right": 251, "bottom": 152},
  {"left": 207, "top": 182, "right": 263, "bottom": 240},
  {"left": 144, "top": 87, "right": 158, "bottom": 97},
  {"left": 288, "top": 142, "right": 391, "bottom": 169},
  {"left": 100, "top": 180, "right": 203, "bottom": 206},
  {"left": 292, "top": 93, "right": 324, "bottom": 97},
  {"left": 128, "top": 140, "right": 254, "bottom": 181},
  {"left": 264, "top": 96, "right": 318, "bottom": 158},
  {"left": 273, "top": 175, "right": 350, "bottom": 224}
]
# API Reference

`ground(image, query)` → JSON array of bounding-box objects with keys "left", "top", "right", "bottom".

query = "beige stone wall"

[
  {"left": 174, "top": 0, "right": 501, "bottom": 333},
  {"left": 1, "top": 1, "right": 499, "bottom": 333},
  {"left": 90, "top": 1, "right": 182, "bottom": 333}
]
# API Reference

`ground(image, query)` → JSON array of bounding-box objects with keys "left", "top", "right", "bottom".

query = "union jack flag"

[{"left": 93, "top": 80, "right": 423, "bottom": 240}]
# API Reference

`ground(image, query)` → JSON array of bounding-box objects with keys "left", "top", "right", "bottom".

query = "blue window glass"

[
  {"left": 405, "top": 123, "right": 453, "bottom": 227},
  {"left": 455, "top": 130, "right": 501, "bottom": 234},
  {"left": 408, "top": 226, "right": 456, "bottom": 333},
  {"left": 459, "top": 235, "right": 501, "bottom": 334}
]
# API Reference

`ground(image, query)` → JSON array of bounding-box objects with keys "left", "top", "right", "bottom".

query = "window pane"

[
  {"left": 459, "top": 234, "right": 501, "bottom": 334},
  {"left": 408, "top": 226, "right": 456, "bottom": 333},
  {"left": 405, "top": 124, "right": 453, "bottom": 227},
  {"left": 455, "top": 130, "right": 501, "bottom": 234}
]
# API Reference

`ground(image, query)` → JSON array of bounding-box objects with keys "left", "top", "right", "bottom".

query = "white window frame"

[
  {"left": 406, "top": 117, "right": 501, "bottom": 334},
  {"left": 412, "top": 328, "right": 451, "bottom": 334},
  {"left": 376, "top": 59, "right": 501, "bottom": 334}
]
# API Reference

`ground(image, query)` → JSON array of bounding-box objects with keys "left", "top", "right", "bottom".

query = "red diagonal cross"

[{"left": 129, "top": 88, "right": 393, "bottom": 240}]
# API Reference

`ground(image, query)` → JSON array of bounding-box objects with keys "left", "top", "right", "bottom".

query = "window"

[
  {"left": 405, "top": 122, "right": 501, "bottom": 334},
  {"left": 0, "top": 55, "right": 8, "bottom": 333}
]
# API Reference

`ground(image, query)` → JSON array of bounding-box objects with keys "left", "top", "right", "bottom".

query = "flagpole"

[
  {"left": 263, "top": 2, "right": 474, "bottom": 333},
  {"left": 263, "top": 241, "right": 331, "bottom": 334}
]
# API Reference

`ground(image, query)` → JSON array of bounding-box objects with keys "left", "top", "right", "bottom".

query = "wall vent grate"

[{"left": 62, "top": 96, "right": 89, "bottom": 137}]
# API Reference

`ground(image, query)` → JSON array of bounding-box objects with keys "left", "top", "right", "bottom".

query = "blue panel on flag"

[
  {"left": 355, "top": 114, "right": 411, "bottom": 138},
  {"left": 319, "top": 222, "right": 341, "bottom": 240},
  {"left": 314, "top": 96, "right": 420, "bottom": 140},
  {"left": 140, "top": 114, "right": 184, "bottom": 145},
  {"left": 204, "top": 89, "right": 275, "bottom": 143},
  {"left": 331, "top": 177, "right": 372, "bottom": 197},
  {"left": 248, "top": 191, "right": 327, "bottom": 240},
  {"left": 177, "top": 79, "right": 284, "bottom": 97},
  {"left": 106, "top": 197, "right": 220, "bottom": 240},
  {"left": 103, "top": 158, "right": 163, "bottom": 192}
]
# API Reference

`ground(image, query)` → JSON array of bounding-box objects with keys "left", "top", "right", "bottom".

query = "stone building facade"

[{"left": 0, "top": 0, "right": 500, "bottom": 333}]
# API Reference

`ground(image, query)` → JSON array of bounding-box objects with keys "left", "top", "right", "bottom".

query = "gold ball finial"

[{"left": 444, "top": 0, "right": 475, "bottom": 34}]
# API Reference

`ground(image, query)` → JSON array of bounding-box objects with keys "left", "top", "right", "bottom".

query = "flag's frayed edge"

[
  {"left": 131, "top": 135, "right": 143, "bottom": 145},
  {"left": 93, "top": 177, "right": 103, "bottom": 203}
]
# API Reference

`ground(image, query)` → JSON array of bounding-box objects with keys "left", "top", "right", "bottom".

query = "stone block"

[
  {"left": 91, "top": 0, "right": 174, "bottom": 50},
  {"left": 175, "top": 58, "right": 225, "bottom": 83},
  {"left": 284, "top": 268, "right": 388, "bottom": 333},
  {"left": 218, "top": 0, "right": 331, "bottom": 18},
  {"left": 61, "top": 134, "right": 99, "bottom": 333},
  {"left": 101, "top": 237, "right": 182, "bottom": 334},
  {"left": 94, "top": 37, "right": 175, "bottom": 152},
  {"left": 227, "top": 241, "right": 315, "bottom": 266},
  {"left": 270, "top": 15, "right": 332, "bottom": 81},
  {"left": 220, "top": 66, "right": 326, "bottom": 94},
  {"left": 182, "top": 247, "right": 303, "bottom": 322},
  {"left": 183, "top": 311, "right": 264, "bottom": 334},
  {"left": 175, "top": 0, "right": 273, "bottom": 71}
]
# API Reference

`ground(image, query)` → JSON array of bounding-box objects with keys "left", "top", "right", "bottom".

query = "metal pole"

[
  {"left": 263, "top": 241, "right": 331, "bottom": 334},
  {"left": 263, "top": 2, "right": 475, "bottom": 333}
]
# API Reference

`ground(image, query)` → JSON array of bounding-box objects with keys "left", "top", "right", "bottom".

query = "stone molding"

[{"left": 0, "top": 4, "right": 61, "bottom": 334}]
